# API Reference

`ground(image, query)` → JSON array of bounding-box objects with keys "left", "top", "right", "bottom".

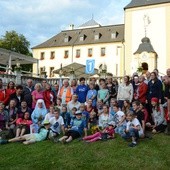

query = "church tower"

[{"left": 124, "top": 0, "right": 170, "bottom": 75}]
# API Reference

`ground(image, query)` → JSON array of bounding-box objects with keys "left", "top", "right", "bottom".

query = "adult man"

[
  {"left": 144, "top": 71, "right": 151, "bottom": 84},
  {"left": 58, "top": 79, "right": 73, "bottom": 105},
  {"left": 23, "top": 79, "right": 34, "bottom": 109},
  {"left": 10, "top": 85, "right": 24, "bottom": 108},
  {"left": 67, "top": 94, "right": 81, "bottom": 114}
]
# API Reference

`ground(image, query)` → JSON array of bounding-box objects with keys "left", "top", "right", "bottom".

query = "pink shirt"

[{"left": 31, "top": 90, "right": 44, "bottom": 109}]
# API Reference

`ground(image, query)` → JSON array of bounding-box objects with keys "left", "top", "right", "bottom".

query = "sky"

[{"left": 0, "top": 0, "right": 131, "bottom": 48}]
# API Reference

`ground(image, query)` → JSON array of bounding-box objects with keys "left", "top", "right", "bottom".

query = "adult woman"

[
  {"left": 71, "top": 79, "right": 77, "bottom": 94},
  {"left": 17, "top": 100, "right": 32, "bottom": 119},
  {"left": 31, "top": 83, "right": 44, "bottom": 109},
  {"left": 43, "top": 83, "right": 55, "bottom": 110},
  {"left": 6, "top": 99, "right": 18, "bottom": 132},
  {"left": 146, "top": 72, "right": 163, "bottom": 116},
  {"left": 106, "top": 76, "right": 117, "bottom": 104},
  {"left": 117, "top": 75, "right": 133, "bottom": 109},
  {"left": 4, "top": 81, "right": 16, "bottom": 105}
]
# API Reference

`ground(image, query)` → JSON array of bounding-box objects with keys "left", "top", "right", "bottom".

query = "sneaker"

[
  {"left": 0, "top": 139, "right": 8, "bottom": 145},
  {"left": 128, "top": 142, "right": 137, "bottom": 147}
]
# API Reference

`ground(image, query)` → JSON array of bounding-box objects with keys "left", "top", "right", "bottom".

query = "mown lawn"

[{"left": 0, "top": 134, "right": 169, "bottom": 170}]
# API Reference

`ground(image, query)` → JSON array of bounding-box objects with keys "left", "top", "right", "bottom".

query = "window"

[
  {"left": 64, "top": 36, "right": 71, "bottom": 42},
  {"left": 49, "top": 67, "right": 54, "bottom": 77},
  {"left": 64, "top": 50, "right": 69, "bottom": 58},
  {"left": 101, "top": 48, "right": 106, "bottom": 56},
  {"left": 40, "top": 52, "right": 45, "bottom": 60},
  {"left": 79, "top": 34, "right": 86, "bottom": 41},
  {"left": 94, "top": 33, "right": 102, "bottom": 40},
  {"left": 40, "top": 67, "right": 45, "bottom": 74},
  {"left": 111, "top": 31, "right": 118, "bottom": 39},
  {"left": 88, "top": 48, "right": 93, "bottom": 57},
  {"left": 50, "top": 51, "right": 55, "bottom": 59},
  {"left": 76, "top": 49, "right": 80, "bottom": 58}
]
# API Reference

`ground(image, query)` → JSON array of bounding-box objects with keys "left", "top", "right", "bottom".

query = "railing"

[
  {"left": 0, "top": 73, "right": 16, "bottom": 84},
  {"left": 0, "top": 72, "right": 124, "bottom": 85}
]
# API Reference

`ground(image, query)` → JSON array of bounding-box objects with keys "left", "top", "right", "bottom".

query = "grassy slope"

[{"left": 0, "top": 134, "right": 170, "bottom": 170}]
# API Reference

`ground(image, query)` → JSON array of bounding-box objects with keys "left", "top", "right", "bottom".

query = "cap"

[
  {"left": 75, "top": 110, "right": 82, "bottom": 115},
  {"left": 151, "top": 97, "right": 158, "bottom": 103},
  {"left": 43, "top": 120, "right": 50, "bottom": 125}
]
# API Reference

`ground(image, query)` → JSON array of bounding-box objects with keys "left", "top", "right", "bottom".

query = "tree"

[{"left": 0, "top": 30, "right": 32, "bottom": 72}]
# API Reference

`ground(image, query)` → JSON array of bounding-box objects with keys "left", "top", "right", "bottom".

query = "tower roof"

[
  {"left": 125, "top": 0, "right": 170, "bottom": 9},
  {"left": 78, "top": 19, "right": 101, "bottom": 28},
  {"left": 134, "top": 37, "right": 157, "bottom": 54}
]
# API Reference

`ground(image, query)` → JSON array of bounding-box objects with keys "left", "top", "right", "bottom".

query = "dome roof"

[{"left": 134, "top": 37, "right": 157, "bottom": 54}]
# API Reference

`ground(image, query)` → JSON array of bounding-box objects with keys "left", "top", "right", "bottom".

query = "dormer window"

[
  {"left": 94, "top": 33, "right": 102, "bottom": 40},
  {"left": 64, "top": 36, "right": 71, "bottom": 42},
  {"left": 79, "top": 34, "right": 86, "bottom": 41},
  {"left": 111, "top": 31, "right": 118, "bottom": 39}
]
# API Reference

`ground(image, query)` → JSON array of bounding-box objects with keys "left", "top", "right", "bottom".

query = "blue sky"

[{"left": 0, "top": 0, "right": 131, "bottom": 48}]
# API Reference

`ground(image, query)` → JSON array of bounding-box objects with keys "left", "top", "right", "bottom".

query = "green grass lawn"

[{"left": 0, "top": 134, "right": 170, "bottom": 170}]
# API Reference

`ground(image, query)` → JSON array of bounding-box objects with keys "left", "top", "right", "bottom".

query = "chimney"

[{"left": 69, "top": 24, "right": 74, "bottom": 30}]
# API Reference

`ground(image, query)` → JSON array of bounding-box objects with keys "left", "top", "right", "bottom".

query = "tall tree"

[{"left": 0, "top": 30, "right": 32, "bottom": 71}]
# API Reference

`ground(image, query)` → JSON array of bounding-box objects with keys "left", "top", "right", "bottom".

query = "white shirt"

[
  {"left": 126, "top": 118, "right": 143, "bottom": 136},
  {"left": 113, "top": 111, "right": 126, "bottom": 126},
  {"left": 49, "top": 116, "right": 64, "bottom": 134}
]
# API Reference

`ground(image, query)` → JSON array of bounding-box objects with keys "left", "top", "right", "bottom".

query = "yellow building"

[
  {"left": 124, "top": 0, "right": 170, "bottom": 75},
  {"left": 32, "top": 0, "right": 170, "bottom": 77}
]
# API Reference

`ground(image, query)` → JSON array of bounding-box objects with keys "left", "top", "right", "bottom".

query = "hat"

[
  {"left": 151, "top": 97, "right": 158, "bottom": 103},
  {"left": 43, "top": 120, "right": 50, "bottom": 125},
  {"left": 75, "top": 110, "right": 82, "bottom": 115},
  {"left": 108, "top": 121, "right": 115, "bottom": 127}
]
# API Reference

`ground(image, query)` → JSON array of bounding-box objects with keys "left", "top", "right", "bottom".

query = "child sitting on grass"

[
  {"left": 122, "top": 111, "right": 144, "bottom": 147},
  {"left": 58, "top": 110, "right": 87, "bottom": 144},
  {"left": 0, "top": 120, "right": 51, "bottom": 145},
  {"left": 83, "top": 121, "right": 115, "bottom": 143}
]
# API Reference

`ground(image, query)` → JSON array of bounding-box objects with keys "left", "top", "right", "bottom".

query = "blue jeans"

[
  {"left": 115, "top": 125, "right": 126, "bottom": 135},
  {"left": 122, "top": 128, "right": 139, "bottom": 139}
]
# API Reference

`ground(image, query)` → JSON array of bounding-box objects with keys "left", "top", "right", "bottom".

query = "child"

[
  {"left": 112, "top": 105, "right": 126, "bottom": 135},
  {"left": 15, "top": 112, "right": 32, "bottom": 137},
  {"left": 70, "top": 107, "right": 77, "bottom": 119},
  {"left": 54, "top": 98, "right": 62, "bottom": 112},
  {"left": 60, "top": 106, "right": 71, "bottom": 130},
  {"left": 79, "top": 104, "right": 89, "bottom": 128},
  {"left": 122, "top": 111, "right": 144, "bottom": 147},
  {"left": 146, "top": 97, "right": 167, "bottom": 133},
  {"left": 98, "top": 105, "right": 110, "bottom": 129},
  {"left": 44, "top": 105, "right": 55, "bottom": 122},
  {"left": 0, "top": 120, "right": 52, "bottom": 145},
  {"left": 97, "top": 82, "right": 109, "bottom": 104},
  {"left": 83, "top": 121, "right": 115, "bottom": 143},
  {"left": 86, "top": 84, "right": 97, "bottom": 107},
  {"left": 59, "top": 111, "right": 87, "bottom": 143},
  {"left": 88, "top": 110, "right": 98, "bottom": 134},
  {"left": 96, "top": 99, "right": 104, "bottom": 117},
  {"left": 49, "top": 108, "right": 65, "bottom": 138}
]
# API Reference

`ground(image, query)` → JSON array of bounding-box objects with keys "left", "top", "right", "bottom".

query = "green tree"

[{"left": 0, "top": 30, "right": 32, "bottom": 72}]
